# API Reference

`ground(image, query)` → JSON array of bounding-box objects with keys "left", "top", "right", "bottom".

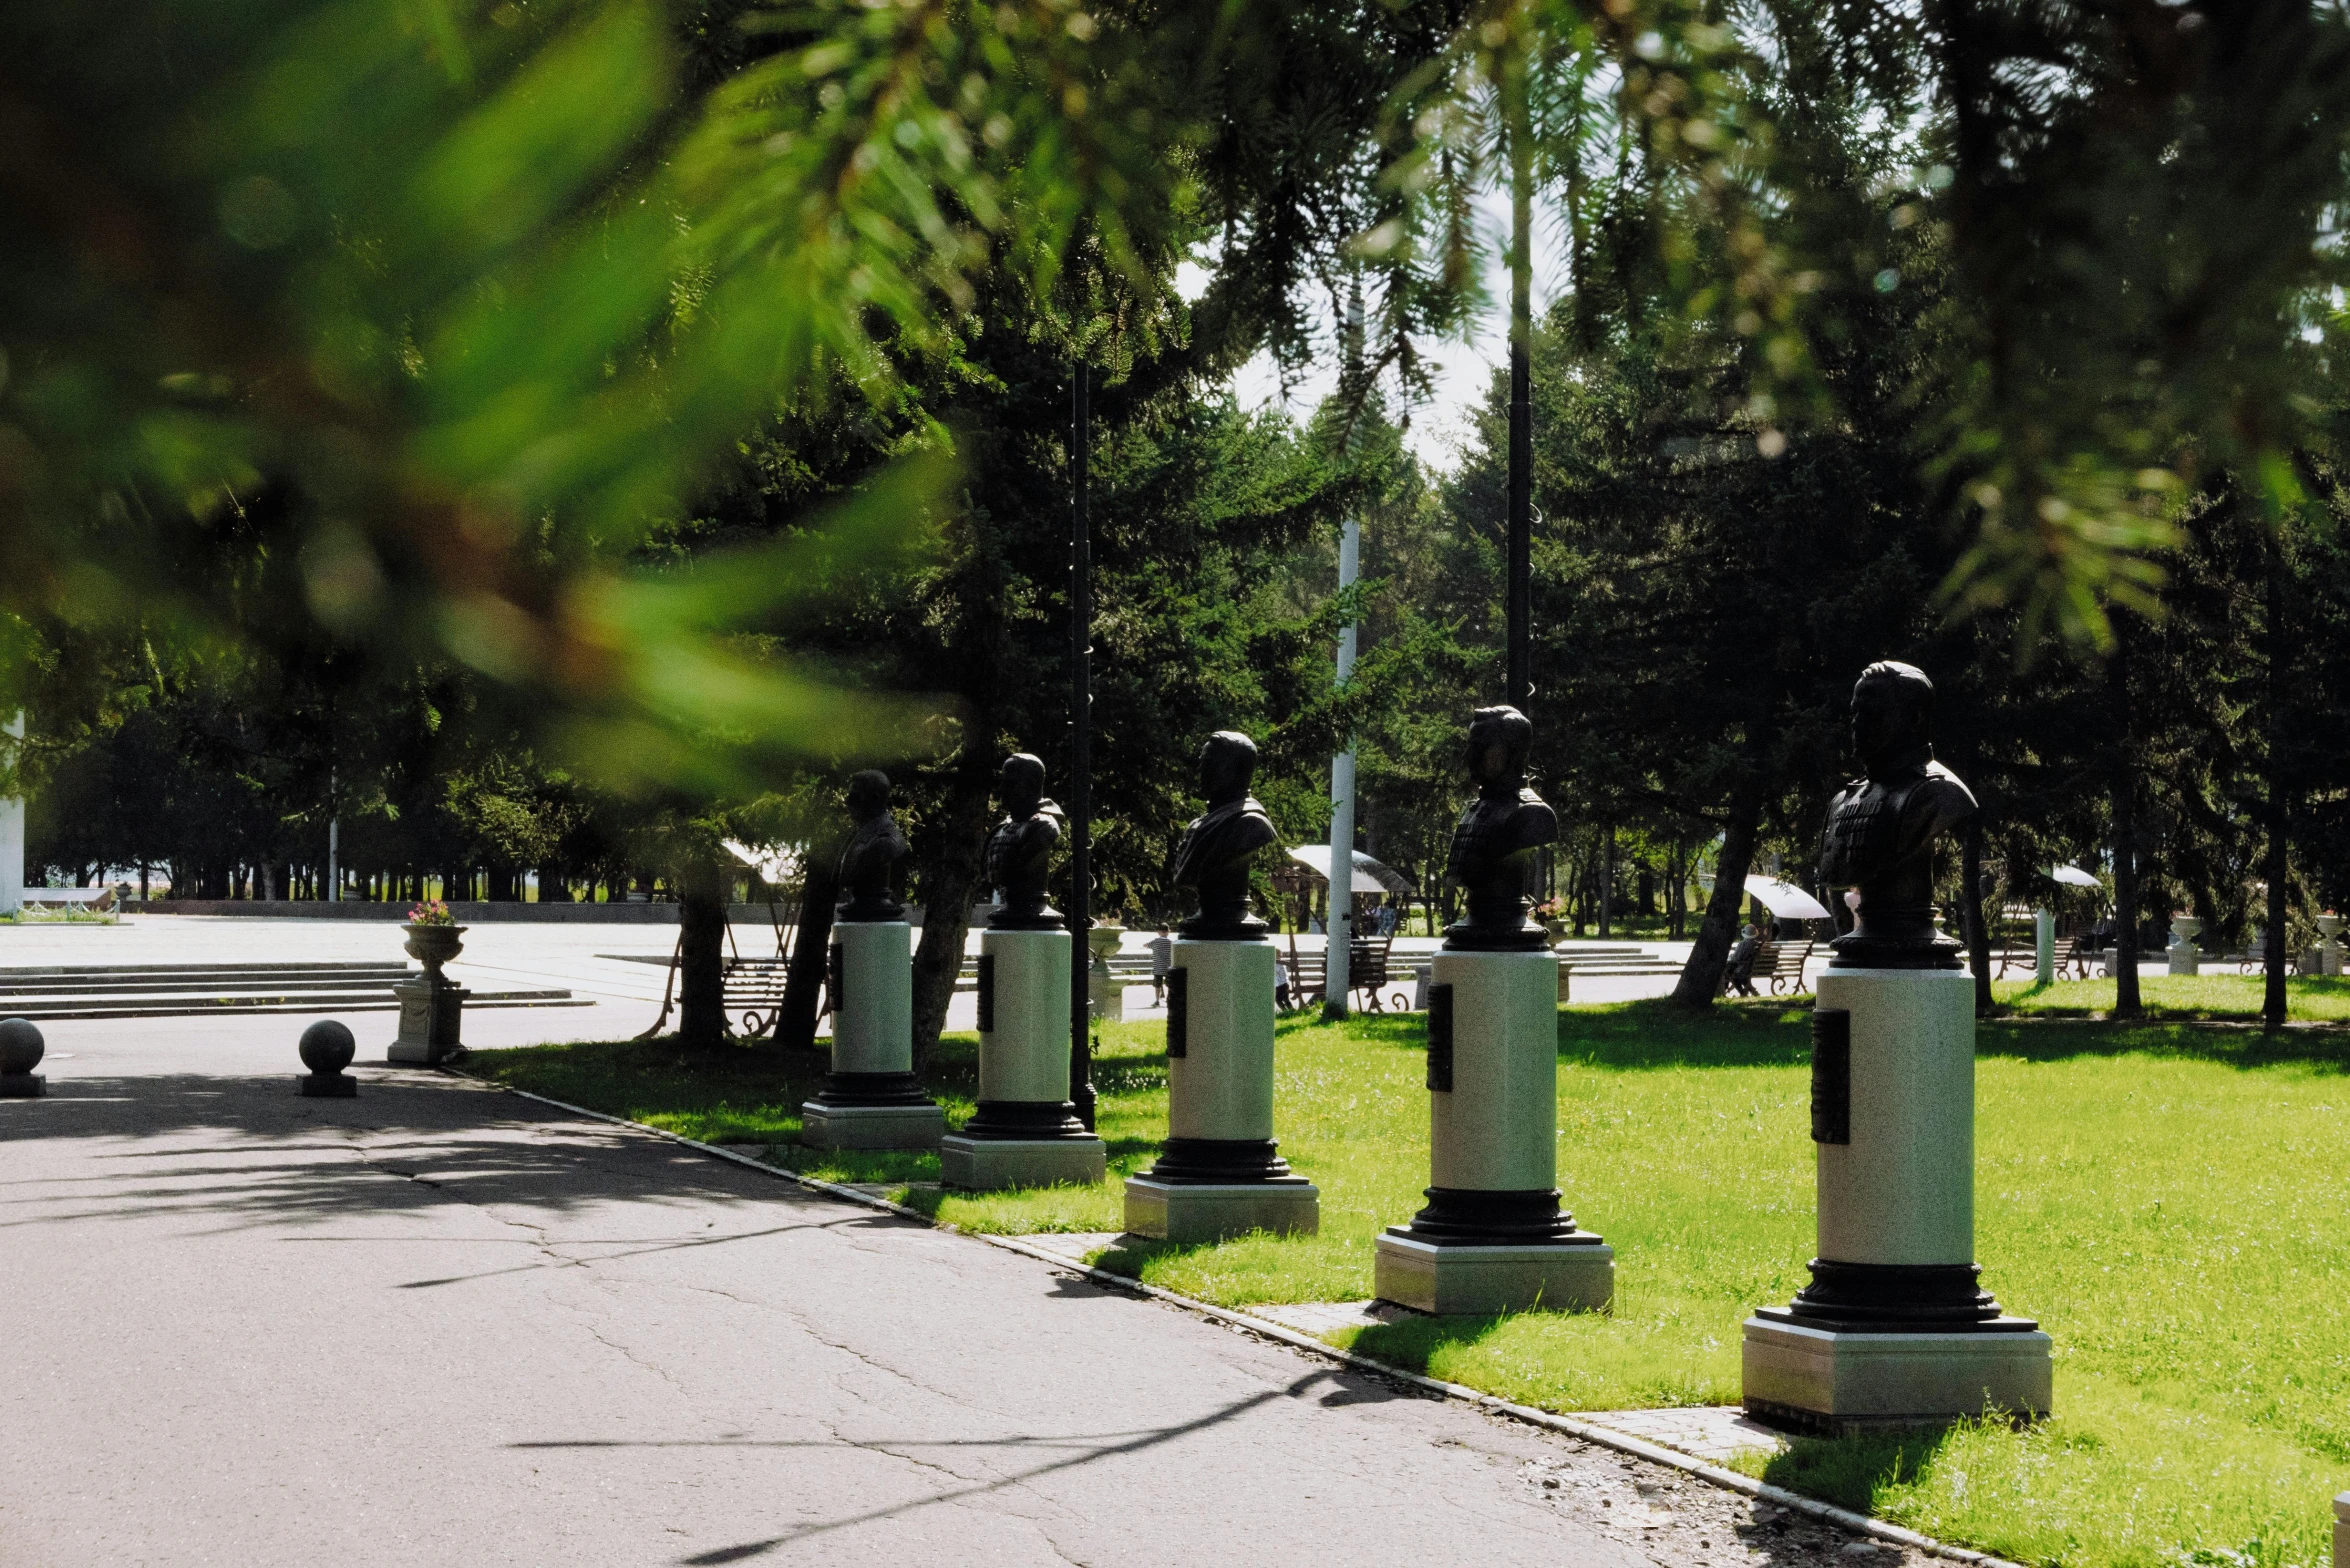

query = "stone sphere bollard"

[
  {"left": 297, "top": 1019, "right": 360, "bottom": 1098},
  {"left": 0, "top": 1016, "right": 47, "bottom": 1098}
]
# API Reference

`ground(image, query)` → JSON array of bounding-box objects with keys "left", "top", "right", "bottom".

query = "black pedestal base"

[
  {"left": 1392, "top": 1186, "right": 1600, "bottom": 1247},
  {"left": 960, "top": 1099, "right": 1092, "bottom": 1140},
  {"left": 0, "top": 1073, "right": 46, "bottom": 1098},
  {"left": 809, "top": 1070, "right": 938, "bottom": 1110},
  {"left": 1766, "top": 1258, "right": 2033, "bottom": 1333},
  {"left": 298, "top": 1073, "right": 360, "bottom": 1099},
  {"left": 1137, "top": 1136, "right": 1306, "bottom": 1185}
]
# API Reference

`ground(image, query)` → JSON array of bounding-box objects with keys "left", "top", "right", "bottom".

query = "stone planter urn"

[
  {"left": 2319, "top": 914, "right": 2344, "bottom": 977},
  {"left": 1087, "top": 924, "right": 1124, "bottom": 1023},
  {"left": 2166, "top": 915, "right": 2203, "bottom": 976},
  {"left": 403, "top": 922, "right": 466, "bottom": 982},
  {"left": 390, "top": 925, "right": 470, "bottom": 1064}
]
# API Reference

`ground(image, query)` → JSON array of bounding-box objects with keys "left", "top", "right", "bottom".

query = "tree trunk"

[
  {"left": 1962, "top": 816, "right": 1992, "bottom": 1017},
  {"left": 2109, "top": 619, "right": 2142, "bottom": 1019},
  {"left": 911, "top": 748, "right": 998, "bottom": 1069},
  {"left": 1673, "top": 757, "right": 1770, "bottom": 1008},
  {"left": 776, "top": 853, "right": 840, "bottom": 1051},
  {"left": 1597, "top": 823, "right": 1614, "bottom": 937},
  {"left": 2264, "top": 526, "right": 2291, "bottom": 1031},
  {"left": 677, "top": 849, "right": 728, "bottom": 1051}
]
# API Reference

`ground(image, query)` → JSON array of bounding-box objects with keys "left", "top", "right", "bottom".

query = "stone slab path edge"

[{"left": 458, "top": 1069, "right": 2030, "bottom": 1568}]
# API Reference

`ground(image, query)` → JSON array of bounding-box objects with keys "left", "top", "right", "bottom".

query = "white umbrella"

[
  {"left": 1287, "top": 845, "right": 1414, "bottom": 896},
  {"left": 723, "top": 840, "right": 801, "bottom": 886},
  {"left": 1741, "top": 875, "right": 1832, "bottom": 921},
  {"left": 2050, "top": 865, "right": 2102, "bottom": 889}
]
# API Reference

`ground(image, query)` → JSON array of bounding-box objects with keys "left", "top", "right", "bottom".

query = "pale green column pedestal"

[
  {"left": 1741, "top": 966, "right": 2051, "bottom": 1430},
  {"left": 801, "top": 920, "right": 945, "bottom": 1151},
  {"left": 1123, "top": 938, "right": 1318, "bottom": 1243},
  {"left": 942, "top": 928, "right": 1104, "bottom": 1191},
  {"left": 1373, "top": 949, "right": 1612, "bottom": 1316}
]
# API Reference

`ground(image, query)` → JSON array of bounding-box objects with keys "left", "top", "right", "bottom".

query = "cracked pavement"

[{"left": 1, "top": 1011, "right": 1917, "bottom": 1568}]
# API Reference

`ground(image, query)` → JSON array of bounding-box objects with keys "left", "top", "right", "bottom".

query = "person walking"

[{"left": 1147, "top": 924, "right": 1174, "bottom": 1006}]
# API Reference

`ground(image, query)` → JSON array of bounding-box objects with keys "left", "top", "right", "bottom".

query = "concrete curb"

[{"left": 448, "top": 1067, "right": 2030, "bottom": 1568}]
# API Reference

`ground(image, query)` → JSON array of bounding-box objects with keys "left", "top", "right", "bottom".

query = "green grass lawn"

[
  {"left": 1995, "top": 970, "right": 2350, "bottom": 1023},
  {"left": 466, "top": 999, "right": 2350, "bottom": 1568}
]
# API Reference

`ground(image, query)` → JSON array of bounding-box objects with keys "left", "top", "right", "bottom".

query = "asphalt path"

[{"left": 0, "top": 1014, "right": 1895, "bottom": 1568}]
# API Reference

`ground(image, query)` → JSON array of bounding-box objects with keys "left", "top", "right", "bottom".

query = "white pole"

[
  {"left": 1323, "top": 516, "right": 1360, "bottom": 1020},
  {"left": 327, "top": 766, "right": 341, "bottom": 903},
  {"left": 0, "top": 711, "right": 23, "bottom": 917},
  {"left": 2034, "top": 907, "right": 2054, "bottom": 985}
]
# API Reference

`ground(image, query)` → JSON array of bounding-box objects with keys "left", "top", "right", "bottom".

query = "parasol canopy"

[
  {"left": 723, "top": 840, "right": 801, "bottom": 886},
  {"left": 1742, "top": 875, "right": 1832, "bottom": 921},
  {"left": 2050, "top": 865, "right": 2103, "bottom": 889},
  {"left": 1287, "top": 845, "right": 1415, "bottom": 896}
]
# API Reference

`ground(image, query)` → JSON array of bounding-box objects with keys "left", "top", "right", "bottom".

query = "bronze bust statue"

[
  {"left": 1819, "top": 661, "right": 1976, "bottom": 968},
  {"left": 1170, "top": 731, "right": 1278, "bottom": 940},
  {"left": 834, "top": 769, "right": 908, "bottom": 922},
  {"left": 984, "top": 753, "right": 1066, "bottom": 930},
  {"left": 1443, "top": 705, "right": 1557, "bottom": 952}
]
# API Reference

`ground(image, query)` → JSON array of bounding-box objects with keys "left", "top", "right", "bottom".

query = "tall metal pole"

[
  {"left": 1504, "top": 41, "right": 1534, "bottom": 711},
  {"left": 327, "top": 766, "right": 341, "bottom": 902},
  {"left": 1323, "top": 516, "right": 1361, "bottom": 1020},
  {"left": 1068, "top": 362, "right": 1097, "bottom": 1130}
]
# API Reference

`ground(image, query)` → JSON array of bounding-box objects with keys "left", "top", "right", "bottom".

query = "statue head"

[
  {"left": 1851, "top": 661, "right": 1934, "bottom": 774},
  {"left": 1467, "top": 705, "right": 1533, "bottom": 794},
  {"left": 1197, "top": 730, "right": 1257, "bottom": 806},
  {"left": 1000, "top": 753, "right": 1045, "bottom": 817},
  {"left": 845, "top": 769, "right": 891, "bottom": 823}
]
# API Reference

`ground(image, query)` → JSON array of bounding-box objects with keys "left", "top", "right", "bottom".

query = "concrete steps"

[
  {"left": 0, "top": 962, "right": 583, "bottom": 1021},
  {"left": 1552, "top": 944, "right": 1685, "bottom": 977}
]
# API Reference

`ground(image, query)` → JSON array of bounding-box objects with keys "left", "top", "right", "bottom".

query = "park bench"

[
  {"left": 1993, "top": 935, "right": 2092, "bottom": 980},
  {"left": 1285, "top": 937, "right": 1410, "bottom": 1013},
  {"left": 1765, "top": 938, "right": 1814, "bottom": 996}
]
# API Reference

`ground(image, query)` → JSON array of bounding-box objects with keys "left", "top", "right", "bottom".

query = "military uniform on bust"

[
  {"left": 1124, "top": 732, "right": 1318, "bottom": 1242},
  {"left": 1373, "top": 705, "right": 1613, "bottom": 1315},
  {"left": 942, "top": 755, "right": 1104, "bottom": 1190},
  {"left": 1742, "top": 662, "right": 2052, "bottom": 1432},
  {"left": 800, "top": 771, "right": 945, "bottom": 1151}
]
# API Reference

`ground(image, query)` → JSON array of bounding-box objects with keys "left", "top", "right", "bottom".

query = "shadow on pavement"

[{"left": 0, "top": 1072, "right": 895, "bottom": 1242}]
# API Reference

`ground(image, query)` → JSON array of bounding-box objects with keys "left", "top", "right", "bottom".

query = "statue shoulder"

[
  {"left": 1918, "top": 761, "right": 1978, "bottom": 815},
  {"left": 1233, "top": 798, "right": 1280, "bottom": 854},
  {"left": 1513, "top": 791, "right": 1558, "bottom": 847}
]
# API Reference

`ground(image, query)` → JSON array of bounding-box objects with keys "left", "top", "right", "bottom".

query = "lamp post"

[
  {"left": 1504, "top": 39, "right": 1533, "bottom": 712},
  {"left": 1323, "top": 517, "right": 1360, "bottom": 1020},
  {"left": 1068, "top": 362, "right": 1097, "bottom": 1131}
]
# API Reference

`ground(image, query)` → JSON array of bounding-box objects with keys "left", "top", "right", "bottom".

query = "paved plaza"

[{"left": 0, "top": 919, "right": 1925, "bottom": 1568}]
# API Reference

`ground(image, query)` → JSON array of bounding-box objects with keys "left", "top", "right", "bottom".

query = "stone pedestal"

[
  {"left": 1123, "top": 938, "right": 1317, "bottom": 1242},
  {"left": 386, "top": 978, "right": 468, "bottom": 1064},
  {"left": 1742, "top": 966, "right": 2050, "bottom": 1430},
  {"left": 2166, "top": 916, "right": 2202, "bottom": 977},
  {"left": 2033, "top": 908, "right": 2054, "bottom": 985},
  {"left": 2332, "top": 1491, "right": 2349, "bottom": 1568},
  {"left": 801, "top": 920, "right": 944, "bottom": 1152},
  {"left": 1374, "top": 949, "right": 1611, "bottom": 1315},
  {"left": 942, "top": 928, "right": 1103, "bottom": 1191},
  {"left": 2320, "top": 916, "right": 2344, "bottom": 977}
]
